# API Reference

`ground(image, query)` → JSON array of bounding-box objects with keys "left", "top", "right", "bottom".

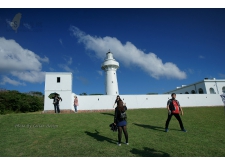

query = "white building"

[
  {"left": 101, "top": 51, "right": 119, "bottom": 95},
  {"left": 44, "top": 72, "right": 75, "bottom": 112},
  {"left": 164, "top": 78, "right": 225, "bottom": 94}
]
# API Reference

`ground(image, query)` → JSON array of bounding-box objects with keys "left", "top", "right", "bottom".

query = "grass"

[{"left": 0, "top": 107, "right": 225, "bottom": 157}]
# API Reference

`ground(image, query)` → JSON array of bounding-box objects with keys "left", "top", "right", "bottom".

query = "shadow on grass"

[
  {"left": 85, "top": 130, "right": 117, "bottom": 144},
  {"left": 133, "top": 123, "right": 165, "bottom": 132},
  {"left": 100, "top": 113, "right": 114, "bottom": 116},
  {"left": 133, "top": 123, "right": 181, "bottom": 132},
  {"left": 130, "top": 147, "right": 170, "bottom": 157}
]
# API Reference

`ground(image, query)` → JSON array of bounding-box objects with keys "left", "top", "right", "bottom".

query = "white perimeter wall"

[{"left": 47, "top": 94, "right": 225, "bottom": 111}]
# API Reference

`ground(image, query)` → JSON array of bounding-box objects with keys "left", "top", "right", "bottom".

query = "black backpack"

[{"left": 120, "top": 110, "right": 127, "bottom": 119}]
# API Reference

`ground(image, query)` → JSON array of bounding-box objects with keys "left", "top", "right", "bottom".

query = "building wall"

[
  {"left": 165, "top": 81, "right": 225, "bottom": 94},
  {"left": 44, "top": 72, "right": 224, "bottom": 111},
  {"left": 44, "top": 91, "right": 72, "bottom": 110},
  {"left": 165, "top": 82, "right": 207, "bottom": 94},
  {"left": 205, "top": 81, "right": 225, "bottom": 94},
  {"left": 66, "top": 94, "right": 223, "bottom": 111},
  {"left": 45, "top": 72, "right": 72, "bottom": 91},
  {"left": 44, "top": 72, "right": 72, "bottom": 111},
  {"left": 218, "top": 82, "right": 225, "bottom": 93}
]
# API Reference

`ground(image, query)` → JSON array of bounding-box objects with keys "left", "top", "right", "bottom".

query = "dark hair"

[
  {"left": 117, "top": 100, "right": 124, "bottom": 112},
  {"left": 171, "top": 93, "right": 176, "bottom": 97},
  {"left": 115, "top": 95, "right": 122, "bottom": 103},
  {"left": 116, "top": 95, "right": 121, "bottom": 100}
]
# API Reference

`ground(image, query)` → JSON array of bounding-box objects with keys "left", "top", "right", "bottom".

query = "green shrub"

[
  {"left": 0, "top": 90, "right": 44, "bottom": 114},
  {"left": 0, "top": 104, "right": 5, "bottom": 115}
]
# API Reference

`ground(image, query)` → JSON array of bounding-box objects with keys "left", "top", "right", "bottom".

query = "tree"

[
  {"left": 147, "top": 93, "right": 158, "bottom": 95},
  {"left": 79, "top": 92, "right": 87, "bottom": 95},
  {"left": 89, "top": 94, "right": 103, "bottom": 95},
  {"left": 0, "top": 90, "right": 44, "bottom": 114}
]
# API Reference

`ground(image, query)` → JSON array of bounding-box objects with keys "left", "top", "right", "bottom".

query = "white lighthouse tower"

[{"left": 101, "top": 51, "right": 119, "bottom": 95}]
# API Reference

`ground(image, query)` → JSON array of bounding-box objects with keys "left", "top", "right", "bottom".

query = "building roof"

[
  {"left": 45, "top": 72, "right": 72, "bottom": 75},
  {"left": 164, "top": 78, "right": 225, "bottom": 93}
]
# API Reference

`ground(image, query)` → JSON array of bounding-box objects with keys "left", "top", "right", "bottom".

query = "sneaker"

[
  {"left": 182, "top": 129, "right": 187, "bottom": 132},
  {"left": 126, "top": 143, "right": 129, "bottom": 145},
  {"left": 165, "top": 129, "right": 169, "bottom": 132},
  {"left": 117, "top": 143, "right": 121, "bottom": 146}
]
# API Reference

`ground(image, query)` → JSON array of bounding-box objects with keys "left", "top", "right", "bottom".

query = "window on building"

[
  {"left": 185, "top": 92, "right": 189, "bottom": 94},
  {"left": 180, "top": 93, "right": 182, "bottom": 94},
  {"left": 198, "top": 88, "right": 204, "bottom": 94},
  {"left": 57, "top": 77, "right": 60, "bottom": 83},
  {"left": 191, "top": 90, "right": 195, "bottom": 94},
  {"left": 209, "top": 88, "right": 215, "bottom": 94},
  {"left": 222, "top": 86, "right": 225, "bottom": 93}
]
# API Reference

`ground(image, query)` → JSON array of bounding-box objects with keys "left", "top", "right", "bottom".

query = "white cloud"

[
  {"left": 59, "top": 39, "right": 63, "bottom": 46},
  {"left": 59, "top": 56, "right": 72, "bottom": 71},
  {"left": 76, "top": 76, "right": 89, "bottom": 85},
  {"left": 35, "top": 55, "right": 49, "bottom": 63},
  {"left": 6, "top": 19, "right": 12, "bottom": 27},
  {"left": 11, "top": 71, "right": 45, "bottom": 83},
  {"left": 58, "top": 64, "right": 73, "bottom": 72},
  {"left": 58, "top": 56, "right": 77, "bottom": 73},
  {"left": 97, "top": 70, "right": 103, "bottom": 76},
  {"left": 70, "top": 26, "right": 187, "bottom": 80},
  {"left": 0, "top": 37, "right": 47, "bottom": 84},
  {"left": 0, "top": 76, "right": 26, "bottom": 86},
  {"left": 68, "top": 57, "right": 72, "bottom": 65},
  {"left": 199, "top": 55, "right": 205, "bottom": 59},
  {"left": 218, "top": 73, "right": 225, "bottom": 78},
  {"left": 187, "top": 68, "right": 194, "bottom": 74},
  {"left": 23, "top": 23, "right": 31, "bottom": 30}
]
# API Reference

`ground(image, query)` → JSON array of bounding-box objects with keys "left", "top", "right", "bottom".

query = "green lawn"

[{"left": 0, "top": 107, "right": 225, "bottom": 157}]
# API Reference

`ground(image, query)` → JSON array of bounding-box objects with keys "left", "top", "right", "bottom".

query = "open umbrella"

[{"left": 48, "top": 92, "right": 60, "bottom": 99}]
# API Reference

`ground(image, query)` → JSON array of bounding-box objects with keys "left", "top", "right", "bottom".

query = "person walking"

[
  {"left": 74, "top": 96, "right": 79, "bottom": 113},
  {"left": 113, "top": 95, "right": 128, "bottom": 146},
  {"left": 53, "top": 94, "right": 61, "bottom": 113},
  {"left": 165, "top": 93, "right": 187, "bottom": 132}
]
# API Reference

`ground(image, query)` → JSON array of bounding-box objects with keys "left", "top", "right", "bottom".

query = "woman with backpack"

[{"left": 113, "top": 95, "right": 128, "bottom": 146}]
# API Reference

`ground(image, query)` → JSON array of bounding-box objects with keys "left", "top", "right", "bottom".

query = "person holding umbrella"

[{"left": 53, "top": 94, "right": 61, "bottom": 113}]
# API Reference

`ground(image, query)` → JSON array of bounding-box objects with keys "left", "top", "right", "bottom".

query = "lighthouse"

[{"left": 101, "top": 51, "right": 119, "bottom": 95}]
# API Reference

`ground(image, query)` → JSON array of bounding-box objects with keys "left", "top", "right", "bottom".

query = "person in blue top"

[{"left": 165, "top": 93, "right": 187, "bottom": 132}]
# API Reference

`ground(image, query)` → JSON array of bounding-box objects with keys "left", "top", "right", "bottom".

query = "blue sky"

[{"left": 0, "top": 8, "right": 225, "bottom": 95}]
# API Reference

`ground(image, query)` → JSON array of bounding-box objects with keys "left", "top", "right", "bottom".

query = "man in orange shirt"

[{"left": 165, "top": 93, "right": 187, "bottom": 132}]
